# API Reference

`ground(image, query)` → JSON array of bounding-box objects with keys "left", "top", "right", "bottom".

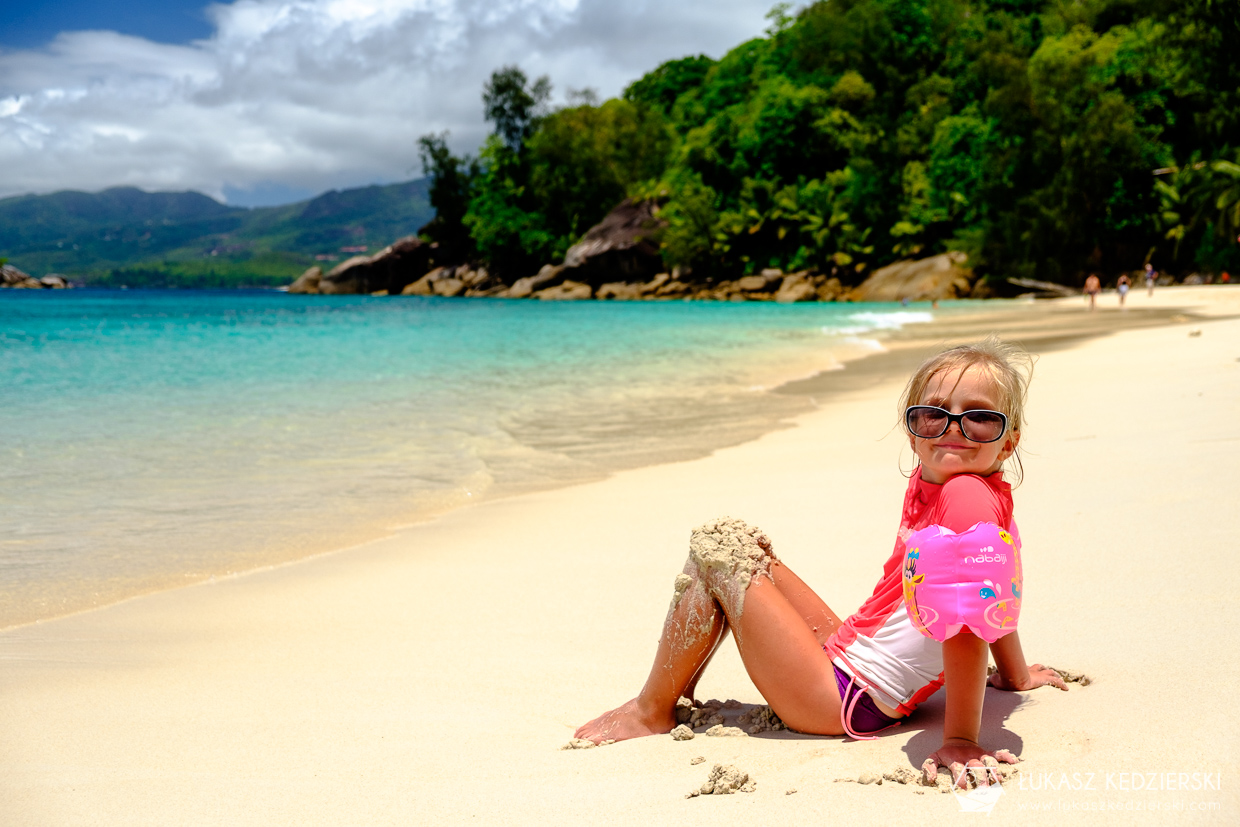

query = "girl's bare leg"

[
  {"left": 682, "top": 618, "right": 727, "bottom": 704},
  {"left": 574, "top": 558, "right": 730, "bottom": 743},
  {"left": 575, "top": 523, "right": 849, "bottom": 743},
  {"left": 768, "top": 561, "right": 844, "bottom": 646},
  {"left": 727, "top": 572, "right": 845, "bottom": 734},
  {"left": 680, "top": 560, "right": 841, "bottom": 704}
]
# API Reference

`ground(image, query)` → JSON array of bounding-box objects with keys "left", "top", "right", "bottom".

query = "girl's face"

[{"left": 909, "top": 365, "right": 1019, "bottom": 485}]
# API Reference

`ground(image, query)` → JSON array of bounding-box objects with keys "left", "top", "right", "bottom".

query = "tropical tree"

[
  {"left": 417, "top": 132, "right": 477, "bottom": 263},
  {"left": 419, "top": 0, "right": 1240, "bottom": 285},
  {"left": 482, "top": 66, "right": 552, "bottom": 153}
]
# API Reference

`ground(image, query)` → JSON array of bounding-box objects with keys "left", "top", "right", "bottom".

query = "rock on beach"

[
  {"left": 847, "top": 252, "right": 973, "bottom": 302},
  {"left": 316, "top": 236, "right": 433, "bottom": 295}
]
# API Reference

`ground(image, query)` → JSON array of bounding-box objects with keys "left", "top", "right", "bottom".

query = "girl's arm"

[
  {"left": 923, "top": 631, "right": 1070, "bottom": 786},
  {"left": 988, "top": 631, "right": 1068, "bottom": 692},
  {"left": 924, "top": 630, "right": 1012, "bottom": 784},
  {"left": 942, "top": 631, "right": 986, "bottom": 745}
]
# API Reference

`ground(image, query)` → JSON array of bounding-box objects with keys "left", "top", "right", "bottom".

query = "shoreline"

[
  {"left": 2, "top": 286, "right": 1237, "bottom": 822},
  {"left": 4, "top": 288, "right": 1231, "bottom": 633},
  {"left": 778, "top": 292, "right": 1231, "bottom": 400}
]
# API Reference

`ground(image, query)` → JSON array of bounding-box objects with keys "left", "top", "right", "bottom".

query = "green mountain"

[{"left": 0, "top": 179, "right": 433, "bottom": 287}]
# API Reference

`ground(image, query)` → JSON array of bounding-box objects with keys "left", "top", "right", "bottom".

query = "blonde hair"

[{"left": 898, "top": 335, "right": 1033, "bottom": 481}]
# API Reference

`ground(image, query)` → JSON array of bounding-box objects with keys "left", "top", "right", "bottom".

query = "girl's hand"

[
  {"left": 921, "top": 738, "right": 1018, "bottom": 788},
  {"left": 988, "top": 662, "right": 1067, "bottom": 692}
]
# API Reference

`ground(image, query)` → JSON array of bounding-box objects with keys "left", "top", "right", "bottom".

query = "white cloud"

[{"left": 0, "top": 0, "right": 773, "bottom": 204}]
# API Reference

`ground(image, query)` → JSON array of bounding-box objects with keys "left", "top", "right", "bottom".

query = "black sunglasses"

[{"left": 905, "top": 406, "right": 1008, "bottom": 444}]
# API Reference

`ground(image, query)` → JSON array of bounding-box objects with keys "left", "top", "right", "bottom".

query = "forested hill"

[
  {"left": 0, "top": 179, "right": 432, "bottom": 287},
  {"left": 422, "top": 0, "right": 1240, "bottom": 289},
  {"left": 6, "top": 0, "right": 1237, "bottom": 291}
]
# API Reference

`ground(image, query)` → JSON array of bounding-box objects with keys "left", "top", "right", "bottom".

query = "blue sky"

[
  {"left": 0, "top": 0, "right": 214, "bottom": 49},
  {"left": 0, "top": 0, "right": 775, "bottom": 207}
]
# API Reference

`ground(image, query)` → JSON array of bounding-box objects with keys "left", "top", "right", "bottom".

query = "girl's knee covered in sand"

[{"left": 686, "top": 517, "right": 777, "bottom": 617}]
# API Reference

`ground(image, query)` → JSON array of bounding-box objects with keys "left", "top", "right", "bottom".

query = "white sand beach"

[{"left": 2, "top": 286, "right": 1237, "bottom": 825}]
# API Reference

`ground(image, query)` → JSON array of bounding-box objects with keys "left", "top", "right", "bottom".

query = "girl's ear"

[{"left": 1000, "top": 430, "right": 1021, "bottom": 461}]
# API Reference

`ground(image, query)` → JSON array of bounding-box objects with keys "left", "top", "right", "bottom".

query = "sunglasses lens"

[
  {"left": 907, "top": 407, "right": 948, "bottom": 438},
  {"left": 907, "top": 407, "right": 1007, "bottom": 442},
  {"left": 961, "top": 411, "right": 1005, "bottom": 442}
]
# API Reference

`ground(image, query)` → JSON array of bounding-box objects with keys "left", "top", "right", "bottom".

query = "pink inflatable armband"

[{"left": 901, "top": 522, "right": 1022, "bottom": 643}]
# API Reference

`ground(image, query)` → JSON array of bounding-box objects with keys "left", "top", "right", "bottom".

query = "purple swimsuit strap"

[{"left": 833, "top": 663, "right": 902, "bottom": 741}]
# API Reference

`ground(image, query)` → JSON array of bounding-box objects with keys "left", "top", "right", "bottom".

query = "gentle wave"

[{"left": 1, "top": 290, "right": 939, "bottom": 627}]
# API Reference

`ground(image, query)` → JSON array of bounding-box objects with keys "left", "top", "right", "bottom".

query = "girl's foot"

[{"left": 573, "top": 698, "right": 677, "bottom": 744}]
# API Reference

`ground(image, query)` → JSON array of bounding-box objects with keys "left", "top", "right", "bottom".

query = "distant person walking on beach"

[
  {"left": 1084, "top": 273, "right": 1101, "bottom": 311},
  {"left": 1145, "top": 263, "right": 1157, "bottom": 296},
  {"left": 1117, "top": 274, "right": 1131, "bottom": 308}
]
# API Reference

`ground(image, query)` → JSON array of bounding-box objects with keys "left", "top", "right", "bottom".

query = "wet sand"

[{"left": 1, "top": 286, "right": 1236, "bottom": 824}]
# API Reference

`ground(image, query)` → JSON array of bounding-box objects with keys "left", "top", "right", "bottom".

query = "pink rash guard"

[{"left": 823, "top": 470, "right": 1016, "bottom": 716}]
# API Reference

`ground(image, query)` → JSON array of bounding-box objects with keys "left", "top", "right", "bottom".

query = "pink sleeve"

[{"left": 932, "top": 475, "right": 1007, "bottom": 533}]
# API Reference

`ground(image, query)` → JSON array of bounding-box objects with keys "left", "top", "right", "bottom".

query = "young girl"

[{"left": 574, "top": 337, "right": 1066, "bottom": 785}]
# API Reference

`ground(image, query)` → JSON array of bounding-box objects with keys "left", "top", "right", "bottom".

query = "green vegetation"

[
  {"left": 0, "top": 180, "right": 432, "bottom": 287},
  {"left": 420, "top": 67, "right": 673, "bottom": 279},
  {"left": 91, "top": 253, "right": 315, "bottom": 289},
  {"left": 6, "top": 0, "right": 1235, "bottom": 290},
  {"left": 423, "top": 0, "right": 1240, "bottom": 287}
]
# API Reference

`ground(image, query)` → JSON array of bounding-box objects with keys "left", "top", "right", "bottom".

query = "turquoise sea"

[{"left": 1, "top": 289, "right": 942, "bottom": 628}]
